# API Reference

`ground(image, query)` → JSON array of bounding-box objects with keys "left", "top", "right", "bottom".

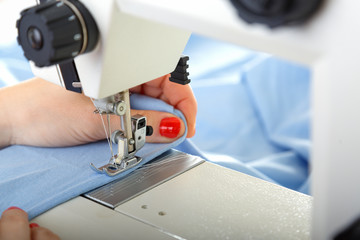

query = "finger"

[
  {"left": 103, "top": 110, "right": 185, "bottom": 143},
  {"left": 30, "top": 223, "right": 60, "bottom": 240},
  {"left": 131, "top": 110, "right": 185, "bottom": 143},
  {"left": 130, "top": 75, "right": 197, "bottom": 138},
  {"left": 130, "top": 110, "right": 185, "bottom": 143},
  {"left": 162, "top": 81, "right": 197, "bottom": 138},
  {"left": 0, "top": 207, "right": 30, "bottom": 240}
]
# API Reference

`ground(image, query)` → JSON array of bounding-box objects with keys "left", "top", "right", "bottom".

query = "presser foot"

[
  {"left": 90, "top": 155, "right": 143, "bottom": 176},
  {"left": 90, "top": 90, "right": 150, "bottom": 176}
]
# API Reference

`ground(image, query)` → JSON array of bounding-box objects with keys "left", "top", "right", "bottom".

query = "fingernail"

[
  {"left": 159, "top": 117, "right": 181, "bottom": 138},
  {"left": 29, "top": 223, "right": 39, "bottom": 228},
  {"left": 4, "top": 206, "right": 24, "bottom": 212}
]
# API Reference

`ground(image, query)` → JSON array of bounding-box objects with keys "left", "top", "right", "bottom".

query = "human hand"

[
  {"left": 130, "top": 74, "right": 196, "bottom": 138},
  {"left": 0, "top": 75, "right": 196, "bottom": 147},
  {"left": 0, "top": 207, "right": 59, "bottom": 240}
]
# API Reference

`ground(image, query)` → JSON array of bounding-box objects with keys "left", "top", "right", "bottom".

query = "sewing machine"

[
  {"left": 15, "top": 0, "right": 360, "bottom": 239},
  {"left": 16, "top": 0, "right": 191, "bottom": 175}
]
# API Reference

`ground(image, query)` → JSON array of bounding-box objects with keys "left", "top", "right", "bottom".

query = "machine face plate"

[{"left": 84, "top": 150, "right": 205, "bottom": 208}]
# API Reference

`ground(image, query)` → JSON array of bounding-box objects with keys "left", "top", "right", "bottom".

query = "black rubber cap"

[
  {"left": 146, "top": 126, "right": 153, "bottom": 136},
  {"left": 229, "top": 0, "right": 324, "bottom": 28},
  {"left": 170, "top": 55, "right": 191, "bottom": 85}
]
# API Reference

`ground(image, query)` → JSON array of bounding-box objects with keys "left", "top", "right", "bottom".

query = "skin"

[
  {"left": 0, "top": 74, "right": 197, "bottom": 238},
  {"left": 0, "top": 74, "right": 197, "bottom": 148},
  {"left": 0, "top": 208, "right": 60, "bottom": 240}
]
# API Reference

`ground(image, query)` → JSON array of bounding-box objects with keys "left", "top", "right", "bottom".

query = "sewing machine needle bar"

[{"left": 121, "top": 89, "right": 134, "bottom": 153}]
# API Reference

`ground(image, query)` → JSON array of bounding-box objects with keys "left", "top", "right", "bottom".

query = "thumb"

[{"left": 129, "top": 109, "right": 186, "bottom": 143}]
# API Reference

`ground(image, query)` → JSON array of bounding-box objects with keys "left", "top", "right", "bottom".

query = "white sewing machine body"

[
  {"left": 34, "top": 150, "right": 313, "bottom": 240},
  {"left": 116, "top": 1, "right": 360, "bottom": 239},
  {"left": 17, "top": 0, "right": 193, "bottom": 174},
  {"left": 29, "top": 0, "right": 190, "bottom": 99},
  {"left": 16, "top": 0, "right": 360, "bottom": 239}
]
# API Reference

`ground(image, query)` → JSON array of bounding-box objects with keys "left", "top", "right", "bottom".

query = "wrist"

[{"left": 0, "top": 87, "right": 15, "bottom": 148}]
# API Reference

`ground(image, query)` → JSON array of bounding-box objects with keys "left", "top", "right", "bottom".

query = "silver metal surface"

[
  {"left": 132, "top": 114, "right": 146, "bottom": 150},
  {"left": 90, "top": 114, "right": 148, "bottom": 176},
  {"left": 90, "top": 91, "right": 148, "bottom": 176},
  {"left": 90, "top": 155, "right": 143, "bottom": 176},
  {"left": 120, "top": 89, "right": 134, "bottom": 153},
  {"left": 114, "top": 101, "right": 126, "bottom": 115},
  {"left": 71, "top": 82, "right": 82, "bottom": 88},
  {"left": 60, "top": 0, "right": 88, "bottom": 55},
  {"left": 85, "top": 150, "right": 205, "bottom": 208}
]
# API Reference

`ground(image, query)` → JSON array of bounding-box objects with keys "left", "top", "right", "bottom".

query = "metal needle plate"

[{"left": 83, "top": 150, "right": 205, "bottom": 208}]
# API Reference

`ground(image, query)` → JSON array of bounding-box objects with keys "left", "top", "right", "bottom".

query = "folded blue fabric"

[
  {"left": 242, "top": 55, "right": 310, "bottom": 192},
  {"left": 0, "top": 94, "right": 187, "bottom": 220},
  {"left": 183, "top": 35, "right": 310, "bottom": 194}
]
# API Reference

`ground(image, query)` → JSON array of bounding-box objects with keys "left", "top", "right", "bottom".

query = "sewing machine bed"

[{"left": 32, "top": 150, "right": 312, "bottom": 240}]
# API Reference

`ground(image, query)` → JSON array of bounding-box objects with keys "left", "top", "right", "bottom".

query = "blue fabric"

[
  {"left": 0, "top": 34, "right": 312, "bottom": 219},
  {"left": 0, "top": 94, "right": 188, "bottom": 220},
  {"left": 183, "top": 35, "right": 311, "bottom": 194},
  {"left": 0, "top": 42, "right": 34, "bottom": 86}
]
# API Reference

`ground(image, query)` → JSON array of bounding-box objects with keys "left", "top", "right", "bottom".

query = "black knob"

[
  {"left": 27, "top": 27, "right": 44, "bottom": 50},
  {"left": 16, "top": 0, "right": 99, "bottom": 67},
  {"left": 146, "top": 126, "right": 153, "bottom": 136},
  {"left": 229, "top": 0, "right": 325, "bottom": 28}
]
